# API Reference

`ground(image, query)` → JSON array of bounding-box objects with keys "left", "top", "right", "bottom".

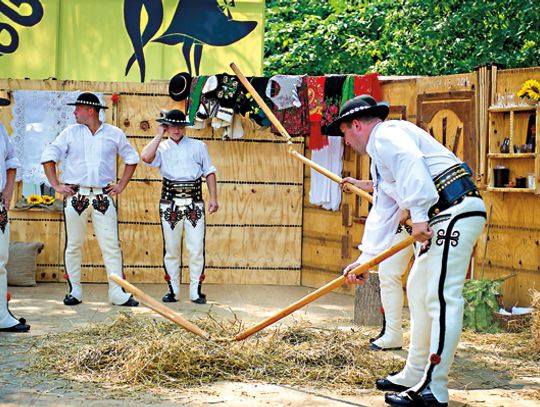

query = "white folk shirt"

[
  {"left": 357, "top": 120, "right": 461, "bottom": 263},
  {"left": 146, "top": 136, "right": 216, "bottom": 181},
  {"left": 41, "top": 123, "right": 139, "bottom": 187},
  {"left": 0, "top": 124, "right": 20, "bottom": 192}
]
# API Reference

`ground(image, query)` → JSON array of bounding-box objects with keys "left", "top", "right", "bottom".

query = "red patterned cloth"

[
  {"left": 354, "top": 72, "right": 382, "bottom": 101},
  {"left": 271, "top": 77, "right": 310, "bottom": 138},
  {"left": 306, "top": 76, "right": 327, "bottom": 150}
]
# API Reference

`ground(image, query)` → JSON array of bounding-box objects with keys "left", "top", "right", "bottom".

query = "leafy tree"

[{"left": 264, "top": 0, "right": 540, "bottom": 76}]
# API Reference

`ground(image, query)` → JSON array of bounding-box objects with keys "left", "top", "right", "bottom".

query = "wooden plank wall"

[
  {"left": 0, "top": 79, "right": 303, "bottom": 286},
  {"left": 475, "top": 67, "right": 540, "bottom": 306}
]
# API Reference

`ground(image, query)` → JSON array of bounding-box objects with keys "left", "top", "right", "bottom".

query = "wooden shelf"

[
  {"left": 486, "top": 187, "right": 535, "bottom": 193},
  {"left": 488, "top": 153, "right": 536, "bottom": 159},
  {"left": 488, "top": 105, "right": 538, "bottom": 112}
]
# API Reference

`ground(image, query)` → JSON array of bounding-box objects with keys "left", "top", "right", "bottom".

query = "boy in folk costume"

[
  {"left": 330, "top": 95, "right": 486, "bottom": 407},
  {"left": 42, "top": 92, "right": 139, "bottom": 307},
  {"left": 0, "top": 92, "right": 30, "bottom": 332},
  {"left": 141, "top": 109, "right": 218, "bottom": 304}
]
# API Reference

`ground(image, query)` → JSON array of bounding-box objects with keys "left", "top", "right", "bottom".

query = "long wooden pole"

[
  {"left": 110, "top": 275, "right": 210, "bottom": 339},
  {"left": 235, "top": 234, "right": 416, "bottom": 341},
  {"left": 230, "top": 62, "right": 373, "bottom": 203}
]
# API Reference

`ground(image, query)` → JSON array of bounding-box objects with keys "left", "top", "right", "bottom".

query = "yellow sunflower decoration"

[
  {"left": 42, "top": 195, "right": 55, "bottom": 205},
  {"left": 26, "top": 194, "right": 43, "bottom": 205},
  {"left": 517, "top": 79, "right": 540, "bottom": 104}
]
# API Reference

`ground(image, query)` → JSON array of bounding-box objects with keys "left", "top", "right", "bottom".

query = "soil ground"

[{"left": 1, "top": 283, "right": 539, "bottom": 406}]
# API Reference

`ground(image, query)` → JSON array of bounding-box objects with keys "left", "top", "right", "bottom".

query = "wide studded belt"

[
  {"left": 429, "top": 163, "right": 481, "bottom": 217},
  {"left": 161, "top": 177, "right": 202, "bottom": 201}
]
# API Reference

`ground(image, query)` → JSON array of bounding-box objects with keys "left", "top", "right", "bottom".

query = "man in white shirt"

[
  {"left": 141, "top": 109, "right": 218, "bottom": 304},
  {"left": 328, "top": 95, "right": 486, "bottom": 407},
  {"left": 41, "top": 92, "right": 139, "bottom": 307},
  {"left": 0, "top": 100, "right": 30, "bottom": 332}
]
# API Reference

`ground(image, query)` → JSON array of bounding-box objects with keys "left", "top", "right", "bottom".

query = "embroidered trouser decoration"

[
  {"left": 63, "top": 192, "right": 130, "bottom": 305},
  {"left": 92, "top": 194, "right": 110, "bottom": 215},
  {"left": 0, "top": 201, "right": 17, "bottom": 329},
  {"left": 372, "top": 227, "right": 414, "bottom": 350},
  {"left": 160, "top": 199, "right": 205, "bottom": 301},
  {"left": 388, "top": 197, "right": 486, "bottom": 404}
]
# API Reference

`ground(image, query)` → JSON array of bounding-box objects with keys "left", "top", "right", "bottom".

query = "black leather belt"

[
  {"left": 161, "top": 177, "right": 202, "bottom": 201},
  {"left": 429, "top": 163, "right": 481, "bottom": 217}
]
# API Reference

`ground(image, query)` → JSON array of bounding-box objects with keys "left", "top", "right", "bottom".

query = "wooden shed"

[{"left": 1, "top": 65, "right": 538, "bottom": 307}]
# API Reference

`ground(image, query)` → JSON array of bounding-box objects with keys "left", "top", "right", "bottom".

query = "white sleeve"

[
  {"left": 356, "top": 187, "right": 401, "bottom": 263},
  {"left": 200, "top": 142, "right": 216, "bottom": 176},
  {"left": 1, "top": 125, "right": 20, "bottom": 170},
  {"left": 117, "top": 130, "right": 140, "bottom": 165},
  {"left": 376, "top": 130, "right": 438, "bottom": 223},
  {"left": 41, "top": 128, "right": 69, "bottom": 164}
]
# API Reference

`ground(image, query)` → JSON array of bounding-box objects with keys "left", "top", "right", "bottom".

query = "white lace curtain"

[{"left": 10, "top": 90, "right": 106, "bottom": 185}]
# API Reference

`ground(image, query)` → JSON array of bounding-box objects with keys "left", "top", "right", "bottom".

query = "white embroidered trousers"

[
  {"left": 389, "top": 197, "right": 486, "bottom": 403},
  {"left": 64, "top": 191, "right": 130, "bottom": 305},
  {"left": 373, "top": 227, "right": 414, "bottom": 349},
  {"left": 160, "top": 199, "right": 205, "bottom": 301}
]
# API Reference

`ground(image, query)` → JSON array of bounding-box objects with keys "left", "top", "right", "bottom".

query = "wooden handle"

[
  {"left": 110, "top": 275, "right": 210, "bottom": 339},
  {"left": 235, "top": 234, "right": 416, "bottom": 341},
  {"left": 288, "top": 148, "right": 373, "bottom": 202},
  {"left": 230, "top": 62, "right": 292, "bottom": 142}
]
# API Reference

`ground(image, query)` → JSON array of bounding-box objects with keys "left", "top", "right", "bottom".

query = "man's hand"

[
  {"left": 207, "top": 199, "right": 219, "bottom": 214},
  {"left": 53, "top": 184, "right": 77, "bottom": 197},
  {"left": 339, "top": 177, "right": 373, "bottom": 193},
  {"left": 399, "top": 209, "right": 410, "bottom": 225},
  {"left": 412, "top": 221, "right": 434, "bottom": 250},
  {"left": 157, "top": 124, "right": 166, "bottom": 137},
  {"left": 342, "top": 261, "right": 369, "bottom": 286},
  {"left": 104, "top": 183, "right": 125, "bottom": 196}
]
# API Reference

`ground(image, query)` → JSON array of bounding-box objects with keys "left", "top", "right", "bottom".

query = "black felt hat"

[
  {"left": 168, "top": 72, "right": 192, "bottom": 101},
  {"left": 66, "top": 92, "right": 108, "bottom": 109},
  {"left": 0, "top": 90, "right": 10, "bottom": 106},
  {"left": 327, "top": 95, "right": 389, "bottom": 136},
  {"left": 156, "top": 109, "right": 192, "bottom": 127}
]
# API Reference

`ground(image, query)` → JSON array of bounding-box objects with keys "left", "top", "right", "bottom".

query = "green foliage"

[
  {"left": 264, "top": 0, "right": 540, "bottom": 76},
  {"left": 462, "top": 277, "right": 507, "bottom": 333}
]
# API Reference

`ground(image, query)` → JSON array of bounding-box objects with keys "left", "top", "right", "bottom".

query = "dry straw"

[{"left": 31, "top": 313, "right": 403, "bottom": 393}]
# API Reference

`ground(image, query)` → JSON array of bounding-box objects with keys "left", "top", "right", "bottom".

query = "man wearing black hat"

[
  {"left": 141, "top": 109, "right": 218, "bottom": 304},
  {"left": 0, "top": 91, "right": 30, "bottom": 332},
  {"left": 329, "top": 95, "right": 486, "bottom": 407},
  {"left": 41, "top": 92, "right": 139, "bottom": 307}
]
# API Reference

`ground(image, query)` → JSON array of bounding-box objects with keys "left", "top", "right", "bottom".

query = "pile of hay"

[
  {"left": 531, "top": 289, "right": 540, "bottom": 352},
  {"left": 31, "top": 313, "right": 403, "bottom": 392}
]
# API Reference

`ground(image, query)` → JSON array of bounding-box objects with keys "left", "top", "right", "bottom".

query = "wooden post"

[{"left": 353, "top": 271, "right": 382, "bottom": 326}]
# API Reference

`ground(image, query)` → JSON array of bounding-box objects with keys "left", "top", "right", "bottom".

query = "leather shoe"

[
  {"left": 370, "top": 342, "right": 403, "bottom": 351},
  {"left": 375, "top": 378, "right": 409, "bottom": 393},
  {"left": 199, "top": 292, "right": 206, "bottom": 299},
  {"left": 191, "top": 297, "right": 207, "bottom": 304},
  {"left": 63, "top": 294, "right": 82, "bottom": 306},
  {"left": 162, "top": 292, "right": 178, "bottom": 303},
  {"left": 384, "top": 389, "right": 448, "bottom": 406},
  {"left": 120, "top": 297, "right": 139, "bottom": 307},
  {"left": 0, "top": 318, "right": 30, "bottom": 333}
]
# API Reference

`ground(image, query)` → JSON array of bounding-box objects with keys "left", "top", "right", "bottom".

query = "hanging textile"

[
  {"left": 354, "top": 72, "right": 382, "bottom": 101},
  {"left": 270, "top": 76, "right": 310, "bottom": 137},
  {"left": 306, "top": 76, "right": 327, "bottom": 151},
  {"left": 10, "top": 90, "right": 106, "bottom": 184},
  {"left": 309, "top": 136, "right": 344, "bottom": 211},
  {"left": 321, "top": 75, "right": 347, "bottom": 137}
]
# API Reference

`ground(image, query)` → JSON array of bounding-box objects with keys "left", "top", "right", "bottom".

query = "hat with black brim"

[
  {"left": 168, "top": 72, "right": 192, "bottom": 101},
  {"left": 156, "top": 109, "right": 192, "bottom": 127},
  {"left": 326, "top": 95, "right": 389, "bottom": 137},
  {"left": 67, "top": 92, "right": 109, "bottom": 109},
  {"left": 0, "top": 90, "right": 10, "bottom": 106}
]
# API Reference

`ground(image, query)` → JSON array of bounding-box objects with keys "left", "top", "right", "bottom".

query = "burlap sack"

[{"left": 6, "top": 241, "right": 43, "bottom": 287}]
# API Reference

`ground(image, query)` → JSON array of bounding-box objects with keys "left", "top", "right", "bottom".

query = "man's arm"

[
  {"left": 42, "top": 161, "right": 76, "bottom": 196},
  {"left": 339, "top": 177, "right": 374, "bottom": 193},
  {"left": 206, "top": 172, "right": 218, "bottom": 214},
  {"left": 3, "top": 168, "right": 16, "bottom": 208},
  {"left": 106, "top": 163, "right": 137, "bottom": 196}
]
